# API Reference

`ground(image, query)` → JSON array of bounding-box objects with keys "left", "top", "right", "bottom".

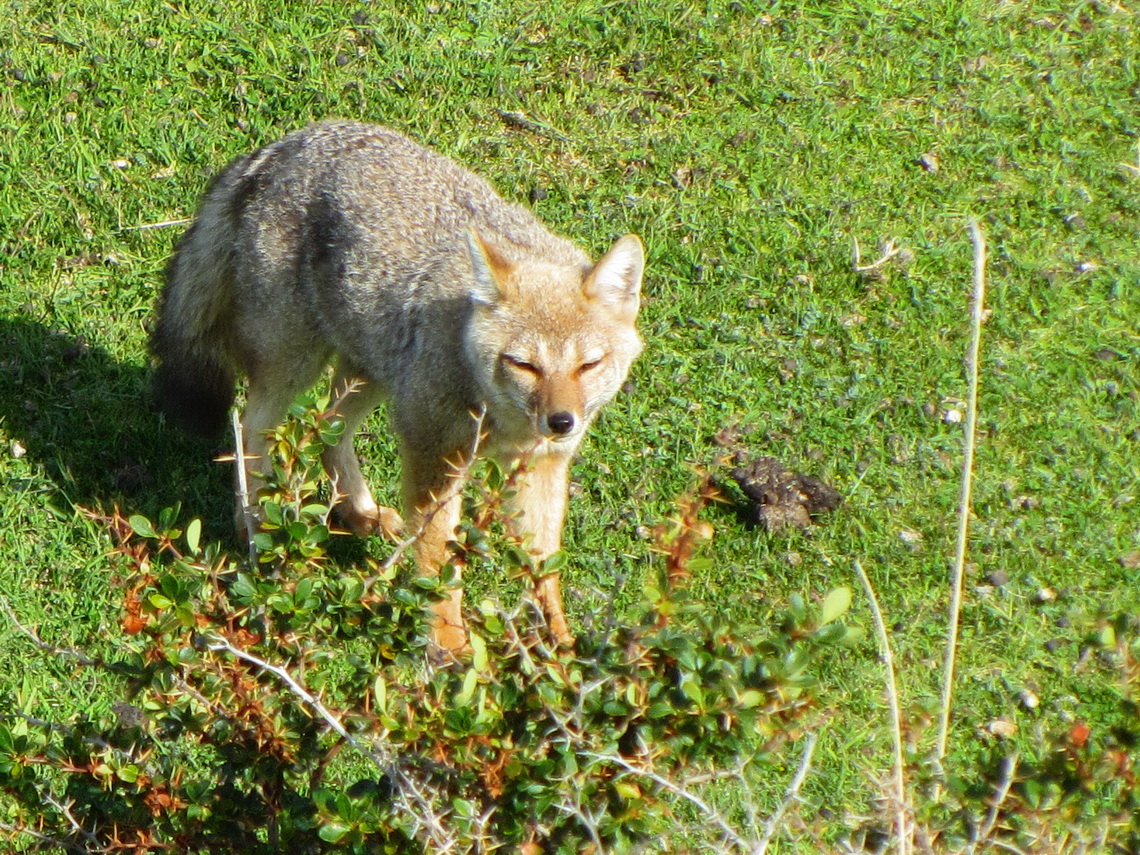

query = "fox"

[{"left": 150, "top": 120, "right": 645, "bottom": 654}]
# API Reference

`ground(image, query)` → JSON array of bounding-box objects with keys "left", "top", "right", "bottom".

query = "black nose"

[{"left": 547, "top": 411, "right": 575, "bottom": 435}]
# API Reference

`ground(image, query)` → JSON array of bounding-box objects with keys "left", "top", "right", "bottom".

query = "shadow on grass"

[{"left": 0, "top": 315, "right": 232, "bottom": 534}]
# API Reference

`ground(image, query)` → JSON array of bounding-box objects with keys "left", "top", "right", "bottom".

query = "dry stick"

[
  {"left": 42, "top": 793, "right": 102, "bottom": 851},
  {"left": 970, "top": 753, "right": 1018, "bottom": 854},
  {"left": 587, "top": 752, "right": 752, "bottom": 853},
  {"left": 230, "top": 408, "right": 258, "bottom": 564},
  {"left": 855, "top": 561, "right": 910, "bottom": 855},
  {"left": 204, "top": 634, "right": 459, "bottom": 850},
  {"left": 117, "top": 217, "right": 192, "bottom": 232},
  {"left": 754, "top": 732, "right": 819, "bottom": 855},
  {"left": 0, "top": 821, "right": 98, "bottom": 855},
  {"left": 935, "top": 220, "right": 987, "bottom": 766},
  {"left": 852, "top": 236, "right": 902, "bottom": 274},
  {"left": 1, "top": 597, "right": 102, "bottom": 667}
]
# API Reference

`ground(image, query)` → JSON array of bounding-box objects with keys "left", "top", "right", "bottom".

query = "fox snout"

[
  {"left": 546, "top": 411, "right": 576, "bottom": 436},
  {"left": 536, "top": 380, "right": 584, "bottom": 441}
]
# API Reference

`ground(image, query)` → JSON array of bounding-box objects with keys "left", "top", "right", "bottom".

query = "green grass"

[{"left": 2, "top": 0, "right": 1139, "bottom": 849}]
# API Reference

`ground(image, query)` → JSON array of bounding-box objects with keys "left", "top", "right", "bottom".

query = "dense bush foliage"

[{"left": 0, "top": 397, "right": 856, "bottom": 853}]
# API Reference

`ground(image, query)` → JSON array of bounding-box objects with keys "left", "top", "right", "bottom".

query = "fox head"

[{"left": 464, "top": 231, "right": 644, "bottom": 448}]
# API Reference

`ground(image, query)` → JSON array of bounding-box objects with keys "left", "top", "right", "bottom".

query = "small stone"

[
  {"left": 1035, "top": 587, "right": 1057, "bottom": 603},
  {"left": 1064, "top": 213, "right": 1087, "bottom": 231},
  {"left": 986, "top": 569, "right": 1010, "bottom": 587},
  {"left": 943, "top": 408, "right": 963, "bottom": 424},
  {"left": 986, "top": 718, "right": 1017, "bottom": 739},
  {"left": 9, "top": 440, "right": 26, "bottom": 459}
]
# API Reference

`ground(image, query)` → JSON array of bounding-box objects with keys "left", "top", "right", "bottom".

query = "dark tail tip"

[{"left": 150, "top": 360, "right": 234, "bottom": 439}]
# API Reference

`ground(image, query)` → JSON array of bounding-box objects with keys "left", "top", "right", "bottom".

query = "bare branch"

[
  {"left": 852, "top": 236, "right": 902, "bottom": 273},
  {"left": 117, "top": 217, "right": 192, "bottom": 232},
  {"left": 970, "top": 753, "right": 1018, "bottom": 854},
  {"left": 202, "top": 633, "right": 460, "bottom": 850},
  {"left": 1, "top": 596, "right": 102, "bottom": 667},
  {"left": 936, "top": 219, "right": 987, "bottom": 765},
  {"left": 855, "top": 560, "right": 910, "bottom": 855},
  {"left": 754, "top": 732, "right": 818, "bottom": 855},
  {"left": 43, "top": 792, "right": 102, "bottom": 850},
  {"left": 584, "top": 751, "right": 753, "bottom": 853},
  {"left": 0, "top": 820, "right": 102, "bottom": 855},
  {"left": 230, "top": 407, "right": 259, "bottom": 564}
]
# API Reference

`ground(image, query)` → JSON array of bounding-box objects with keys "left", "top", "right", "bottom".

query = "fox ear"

[
  {"left": 467, "top": 229, "right": 515, "bottom": 306},
  {"left": 583, "top": 234, "right": 644, "bottom": 318}
]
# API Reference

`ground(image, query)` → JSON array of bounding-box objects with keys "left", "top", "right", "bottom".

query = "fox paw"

[{"left": 335, "top": 503, "right": 404, "bottom": 541}]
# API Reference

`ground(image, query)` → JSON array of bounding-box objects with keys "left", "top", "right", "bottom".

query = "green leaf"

[
  {"left": 318, "top": 822, "right": 351, "bottom": 843},
  {"left": 373, "top": 675, "right": 387, "bottom": 712},
  {"left": 185, "top": 518, "right": 201, "bottom": 555},
  {"left": 455, "top": 668, "right": 479, "bottom": 706},
  {"left": 738, "top": 689, "right": 765, "bottom": 708},
  {"left": 129, "top": 514, "right": 156, "bottom": 539},
  {"left": 681, "top": 678, "right": 704, "bottom": 708},
  {"left": 470, "top": 632, "right": 488, "bottom": 673},
  {"left": 116, "top": 764, "right": 140, "bottom": 783},
  {"left": 819, "top": 586, "right": 852, "bottom": 626},
  {"left": 542, "top": 550, "right": 569, "bottom": 574}
]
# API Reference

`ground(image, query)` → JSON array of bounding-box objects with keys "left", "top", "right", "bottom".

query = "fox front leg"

[
  {"left": 509, "top": 451, "right": 575, "bottom": 646},
  {"left": 401, "top": 451, "right": 469, "bottom": 656}
]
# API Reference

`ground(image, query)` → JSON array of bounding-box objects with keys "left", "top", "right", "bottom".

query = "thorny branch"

[{"left": 202, "top": 633, "right": 461, "bottom": 852}]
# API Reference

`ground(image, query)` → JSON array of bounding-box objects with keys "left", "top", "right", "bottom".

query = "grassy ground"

[{"left": 1, "top": 0, "right": 1138, "bottom": 849}]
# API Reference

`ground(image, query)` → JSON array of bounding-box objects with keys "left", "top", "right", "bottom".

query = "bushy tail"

[{"left": 149, "top": 182, "right": 243, "bottom": 438}]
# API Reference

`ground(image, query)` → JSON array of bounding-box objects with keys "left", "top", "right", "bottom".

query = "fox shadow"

[{"left": 0, "top": 315, "right": 232, "bottom": 535}]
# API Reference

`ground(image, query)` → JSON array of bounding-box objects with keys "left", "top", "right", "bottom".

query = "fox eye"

[
  {"left": 502, "top": 354, "right": 540, "bottom": 375},
  {"left": 578, "top": 353, "right": 606, "bottom": 375}
]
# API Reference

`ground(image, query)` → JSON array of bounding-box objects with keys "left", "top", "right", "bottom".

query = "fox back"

[{"left": 152, "top": 121, "right": 643, "bottom": 453}]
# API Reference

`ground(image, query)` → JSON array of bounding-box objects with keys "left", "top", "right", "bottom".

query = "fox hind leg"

[{"left": 236, "top": 354, "right": 327, "bottom": 538}]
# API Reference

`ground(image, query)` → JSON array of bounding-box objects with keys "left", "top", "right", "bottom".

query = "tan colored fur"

[{"left": 151, "top": 121, "right": 644, "bottom": 653}]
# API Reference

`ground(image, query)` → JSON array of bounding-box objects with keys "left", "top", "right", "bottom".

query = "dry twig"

[
  {"left": 755, "top": 732, "right": 819, "bottom": 855},
  {"left": 852, "top": 236, "right": 903, "bottom": 273},
  {"left": 855, "top": 560, "right": 910, "bottom": 855},
  {"left": 936, "top": 220, "right": 987, "bottom": 765}
]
